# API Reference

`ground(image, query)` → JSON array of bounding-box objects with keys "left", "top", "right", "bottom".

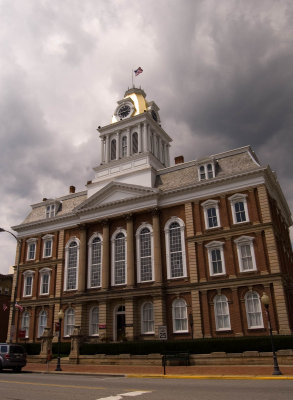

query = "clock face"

[
  {"left": 117, "top": 104, "right": 131, "bottom": 119},
  {"left": 151, "top": 110, "right": 158, "bottom": 122}
]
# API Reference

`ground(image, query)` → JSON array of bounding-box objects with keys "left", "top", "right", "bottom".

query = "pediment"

[{"left": 75, "top": 182, "right": 158, "bottom": 212}]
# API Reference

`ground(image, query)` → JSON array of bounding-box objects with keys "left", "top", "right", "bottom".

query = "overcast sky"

[{"left": 1, "top": 0, "right": 293, "bottom": 274}]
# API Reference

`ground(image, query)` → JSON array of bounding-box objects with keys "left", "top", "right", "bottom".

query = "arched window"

[
  {"left": 38, "top": 310, "right": 47, "bottom": 337},
  {"left": 141, "top": 302, "right": 154, "bottom": 334},
  {"left": 164, "top": 218, "right": 187, "bottom": 279},
  {"left": 21, "top": 312, "right": 30, "bottom": 338},
  {"left": 245, "top": 291, "right": 263, "bottom": 329},
  {"left": 64, "top": 308, "right": 75, "bottom": 336},
  {"left": 64, "top": 238, "right": 79, "bottom": 291},
  {"left": 89, "top": 306, "right": 99, "bottom": 336},
  {"left": 132, "top": 132, "right": 138, "bottom": 154},
  {"left": 111, "top": 138, "right": 116, "bottom": 160},
  {"left": 172, "top": 299, "right": 188, "bottom": 333},
  {"left": 122, "top": 136, "right": 127, "bottom": 157},
  {"left": 136, "top": 225, "right": 154, "bottom": 282},
  {"left": 111, "top": 230, "right": 127, "bottom": 285},
  {"left": 88, "top": 235, "right": 102, "bottom": 288},
  {"left": 214, "top": 295, "right": 231, "bottom": 330}
]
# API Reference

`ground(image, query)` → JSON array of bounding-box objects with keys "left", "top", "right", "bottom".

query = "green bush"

[
  {"left": 79, "top": 335, "right": 293, "bottom": 356},
  {"left": 52, "top": 342, "right": 71, "bottom": 356},
  {"left": 23, "top": 343, "right": 41, "bottom": 355}
]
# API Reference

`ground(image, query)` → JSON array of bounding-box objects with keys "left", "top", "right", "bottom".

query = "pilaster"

[
  {"left": 78, "top": 226, "right": 87, "bottom": 293},
  {"left": 102, "top": 221, "right": 110, "bottom": 289},
  {"left": 152, "top": 209, "right": 162, "bottom": 284},
  {"left": 126, "top": 215, "right": 135, "bottom": 287},
  {"left": 191, "top": 290, "right": 203, "bottom": 338}
]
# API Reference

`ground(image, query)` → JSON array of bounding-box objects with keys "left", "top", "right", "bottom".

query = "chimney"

[
  {"left": 69, "top": 185, "right": 76, "bottom": 194},
  {"left": 42, "top": 198, "right": 47, "bottom": 202},
  {"left": 174, "top": 155, "right": 184, "bottom": 165}
]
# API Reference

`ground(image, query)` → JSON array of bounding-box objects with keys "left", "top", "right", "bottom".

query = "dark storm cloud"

[{"left": 1, "top": 0, "right": 293, "bottom": 272}]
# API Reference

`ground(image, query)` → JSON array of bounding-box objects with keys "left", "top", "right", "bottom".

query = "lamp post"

[
  {"left": 0, "top": 227, "right": 22, "bottom": 343},
  {"left": 260, "top": 292, "right": 282, "bottom": 375},
  {"left": 55, "top": 309, "right": 64, "bottom": 371}
]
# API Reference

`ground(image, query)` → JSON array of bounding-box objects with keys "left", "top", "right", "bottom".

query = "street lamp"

[
  {"left": 0, "top": 227, "right": 22, "bottom": 343},
  {"left": 261, "top": 292, "right": 282, "bottom": 375},
  {"left": 55, "top": 309, "right": 64, "bottom": 371}
]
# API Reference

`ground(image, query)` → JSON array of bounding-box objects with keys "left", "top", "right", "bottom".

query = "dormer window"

[
  {"left": 198, "top": 163, "right": 215, "bottom": 180},
  {"left": 46, "top": 204, "right": 55, "bottom": 218}
]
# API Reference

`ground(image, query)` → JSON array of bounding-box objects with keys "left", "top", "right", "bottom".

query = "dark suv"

[{"left": 0, "top": 343, "right": 27, "bottom": 372}]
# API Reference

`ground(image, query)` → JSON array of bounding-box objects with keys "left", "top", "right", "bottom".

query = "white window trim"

[
  {"left": 198, "top": 162, "right": 215, "bottom": 180},
  {"left": 42, "top": 234, "right": 54, "bottom": 258},
  {"left": 172, "top": 298, "right": 188, "bottom": 333},
  {"left": 89, "top": 305, "right": 99, "bottom": 336},
  {"left": 141, "top": 301, "right": 155, "bottom": 335},
  {"left": 228, "top": 193, "right": 249, "bottom": 224},
  {"left": 64, "top": 237, "right": 80, "bottom": 291},
  {"left": 205, "top": 241, "right": 226, "bottom": 276},
  {"left": 234, "top": 236, "right": 257, "bottom": 272},
  {"left": 111, "top": 228, "right": 127, "bottom": 286},
  {"left": 87, "top": 233, "right": 103, "bottom": 289},
  {"left": 201, "top": 199, "right": 221, "bottom": 229},
  {"left": 244, "top": 291, "right": 264, "bottom": 329},
  {"left": 64, "top": 308, "right": 75, "bottom": 337},
  {"left": 213, "top": 294, "right": 231, "bottom": 331},
  {"left": 39, "top": 267, "right": 51, "bottom": 295},
  {"left": 23, "top": 270, "right": 35, "bottom": 297},
  {"left": 38, "top": 310, "right": 47, "bottom": 338},
  {"left": 136, "top": 223, "right": 154, "bottom": 283},
  {"left": 164, "top": 217, "right": 187, "bottom": 280},
  {"left": 21, "top": 311, "right": 30, "bottom": 338},
  {"left": 26, "top": 238, "right": 37, "bottom": 261}
]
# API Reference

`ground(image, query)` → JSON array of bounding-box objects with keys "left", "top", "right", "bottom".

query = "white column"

[
  {"left": 148, "top": 125, "right": 152, "bottom": 153},
  {"left": 137, "top": 123, "right": 142, "bottom": 153},
  {"left": 166, "top": 144, "right": 170, "bottom": 166},
  {"left": 116, "top": 131, "right": 120, "bottom": 160},
  {"left": 101, "top": 137, "right": 105, "bottom": 163},
  {"left": 143, "top": 122, "right": 148, "bottom": 152},
  {"left": 161, "top": 142, "right": 165, "bottom": 165},
  {"left": 127, "top": 128, "right": 131, "bottom": 157},
  {"left": 158, "top": 137, "right": 162, "bottom": 162},
  {"left": 105, "top": 135, "right": 110, "bottom": 163}
]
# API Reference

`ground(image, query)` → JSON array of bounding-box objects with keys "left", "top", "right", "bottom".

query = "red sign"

[
  {"left": 55, "top": 322, "right": 60, "bottom": 332},
  {"left": 99, "top": 324, "right": 106, "bottom": 329},
  {"left": 18, "top": 330, "right": 26, "bottom": 338}
]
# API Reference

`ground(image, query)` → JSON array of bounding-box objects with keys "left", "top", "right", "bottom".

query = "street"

[{"left": 0, "top": 372, "right": 293, "bottom": 400}]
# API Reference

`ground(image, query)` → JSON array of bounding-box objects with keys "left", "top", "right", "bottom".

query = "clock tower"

[{"left": 87, "top": 87, "right": 172, "bottom": 197}]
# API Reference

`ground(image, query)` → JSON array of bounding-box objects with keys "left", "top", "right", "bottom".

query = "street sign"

[{"left": 158, "top": 325, "right": 167, "bottom": 340}]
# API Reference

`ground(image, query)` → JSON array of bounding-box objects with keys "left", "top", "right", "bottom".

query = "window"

[
  {"left": 132, "top": 132, "right": 138, "bottom": 154},
  {"left": 164, "top": 217, "right": 187, "bottom": 279},
  {"left": 42, "top": 234, "right": 53, "bottom": 258},
  {"left": 229, "top": 193, "right": 249, "bottom": 224},
  {"left": 172, "top": 298, "right": 188, "bottom": 333},
  {"left": 23, "top": 271, "right": 34, "bottom": 297},
  {"left": 141, "top": 302, "right": 154, "bottom": 334},
  {"left": 88, "top": 234, "right": 102, "bottom": 288},
  {"left": 21, "top": 312, "right": 30, "bottom": 338},
  {"left": 39, "top": 268, "right": 51, "bottom": 295},
  {"left": 201, "top": 200, "right": 220, "bottom": 229},
  {"left": 64, "top": 308, "right": 75, "bottom": 336},
  {"left": 205, "top": 241, "right": 226, "bottom": 276},
  {"left": 38, "top": 310, "right": 47, "bottom": 337},
  {"left": 46, "top": 204, "right": 55, "bottom": 218},
  {"left": 64, "top": 238, "right": 79, "bottom": 291},
  {"left": 111, "top": 229, "right": 127, "bottom": 285},
  {"left": 26, "top": 238, "right": 37, "bottom": 260},
  {"left": 89, "top": 306, "right": 99, "bottom": 336},
  {"left": 111, "top": 138, "right": 116, "bottom": 160},
  {"left": 122, "top": 136, "right": 127, "bottom": 157},
  {"left": 245, "top": 291, "right": 263, "bottom": 329},
  {"left": 4, "top": 287, "right": 9, "bottom": 295},
  {"left": 214, "top": 295, "right": 231, "bottom": 331},
  {"left": 136, "top": 224, "right": 154, "bottom": 282},
  {"left": 234, "top": 236, "right": 257, "bottom": 272},
  {"left": 198, "top": 163, "right": 215, "bottom": 180}
]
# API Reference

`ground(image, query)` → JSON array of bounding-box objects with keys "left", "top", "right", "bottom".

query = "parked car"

[{"left": 0, "top": 343, "right": 27, "bottom": 372}]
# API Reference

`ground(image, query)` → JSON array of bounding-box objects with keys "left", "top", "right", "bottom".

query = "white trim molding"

[
  {"left": 141, "top": 301, "right": 155, "bottom": 334},
  {"left": 64, "top": 237, "right": 80, "bottom": 291},
  {"left": 87, "top": 232, "right": 103, "bottom": 288},
  {"left": 234, "top": 236, "right": 257, "bottom": 272},
  {"left": 111, "top": 228, "right": 127, "bottom": 286},
  {"left": 42, "top": 234, "right": 54, "bottom": 258},
  {"left": 136, "top": 223, "right": 154, "bottom": 283},
  {"left": 228, "top": 193, "right": 249, "bottom": 224},
  {"left": 213, "top": 294, "right": 231, "bottom": 331},
  {"left": 172, "top": 298, "right": 188, "bottom": 333},
  {"left": 201, "top": 199, "right": 221, "bottom": 229},
  {"left": 23, "top": 269, "right": 35, "bottom": 297},
  {"left": 244, "top": 291, "right": 264, "bottom": 329},
  {"left": 89, "top": 305, "right": 99, "bottom": 336},
  {"left": 26, "top": 237, "right": 37, "bottom": 261},
  {"left": 164, "top": 217, "right": 187, "bottom": 280},
  {"left": 205, "top": 241, "right": 226, "bottom": 276},
  {"left": 39, "top": 267, "right": 52, "bottom": 295}
]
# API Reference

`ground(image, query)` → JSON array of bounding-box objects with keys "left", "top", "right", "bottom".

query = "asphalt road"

[{"left": 0, "top": 372, "right": 292, "bottom": 400}]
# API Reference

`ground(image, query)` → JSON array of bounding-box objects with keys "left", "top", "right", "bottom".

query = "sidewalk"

[{"left": 23, "top": 362, "right": 293, "bottom": 380}]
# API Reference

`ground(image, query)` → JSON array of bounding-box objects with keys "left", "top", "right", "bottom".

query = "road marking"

[
  {"left": 0, "top": 379, "right": 105, "bottom": 390},
  {"left": 97, "top": 391, "right": 151, "bottom": 400}
]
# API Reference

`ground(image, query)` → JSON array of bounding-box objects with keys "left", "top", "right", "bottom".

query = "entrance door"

[{"left": 115, "top": 305, "right": 125, "bottom": 341}]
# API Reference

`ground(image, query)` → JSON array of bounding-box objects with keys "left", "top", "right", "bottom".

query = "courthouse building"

[{"left": 8, "top": 87, "right": 293, "bottom": 343}]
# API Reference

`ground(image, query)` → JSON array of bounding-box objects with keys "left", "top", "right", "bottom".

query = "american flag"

[
  {"left": 134, "top": 67, "right": 143, "bottom": 76},
  {"left": 3, "top": 303, "right": 8, "bottom": 311},
  {"left": 15, "top": 302, "right": 23, "bottom": 312}
]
